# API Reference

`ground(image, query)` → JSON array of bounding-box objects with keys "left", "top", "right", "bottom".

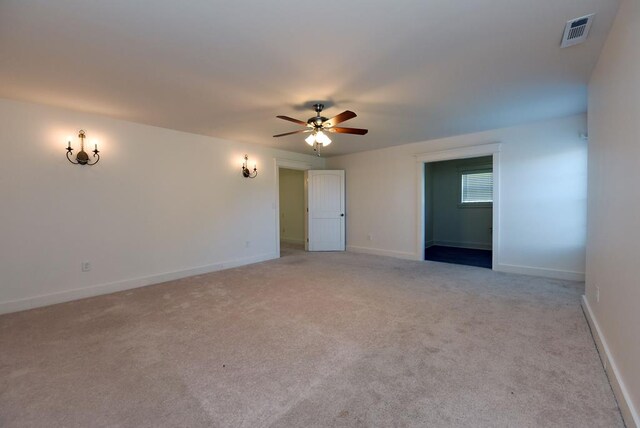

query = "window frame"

[{"left": 458, "top": 165, "right": 493, "bottom": 208}]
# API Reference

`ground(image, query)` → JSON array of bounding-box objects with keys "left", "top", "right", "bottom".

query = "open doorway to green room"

[
  {"left": 424, "top": 156, "right": 493, "bottom": 268},
  {"left": 415, "top": 143, "right": 500, "bottom": 269}
]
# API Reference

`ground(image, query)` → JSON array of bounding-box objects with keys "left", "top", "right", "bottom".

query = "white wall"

[
  {"left": 0, "top": 98, "right": 324, "bottom": 314},
  {"left": 327, "top": 114, "right": 587, "bottom": 280},
  {"left": 278, "top": 168, "right": 305, "bottom": 244},
  {"left": 585, "top": 0, "right": 640, "bottom": 425},
  {"left": 428, "top": 156, "right": 493, "bottom": 250}
]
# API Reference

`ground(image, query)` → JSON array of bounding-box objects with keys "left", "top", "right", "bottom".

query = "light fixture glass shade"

[
  {"left": 315, "top": 131, "right": 332, "bottom": 146},
  {"left": 305, "top": 133, "right": 316, "bottom": 146}
]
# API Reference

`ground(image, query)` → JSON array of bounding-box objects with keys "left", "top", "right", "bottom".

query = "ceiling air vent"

[{"left": 561, "top": 14, "right": 595, "bottom": 48}]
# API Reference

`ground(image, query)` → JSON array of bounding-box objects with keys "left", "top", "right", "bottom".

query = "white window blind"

[{"left": 461, "top": 171, "right": 493, "bottom": 203}]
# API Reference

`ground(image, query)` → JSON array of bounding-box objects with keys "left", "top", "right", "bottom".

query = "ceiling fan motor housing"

[
  {"left": 309, "top": 103, "right": 327, "bottom": 128},
  {"left": 308, "top": 116, "right": 328, "bottom": 128}
]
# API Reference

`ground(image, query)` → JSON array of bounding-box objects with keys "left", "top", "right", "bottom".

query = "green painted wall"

[{"left": 425, "top": 156, "right": 493, "bottom": 249}]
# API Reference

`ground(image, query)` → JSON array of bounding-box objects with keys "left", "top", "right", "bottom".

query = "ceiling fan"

[{"left": 273, "top": 103, "right": 368, "bottom": 155}]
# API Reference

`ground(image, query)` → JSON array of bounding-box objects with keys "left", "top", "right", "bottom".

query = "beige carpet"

[{"left": 0, "top": 247, "right": 623, "bottom": 427}]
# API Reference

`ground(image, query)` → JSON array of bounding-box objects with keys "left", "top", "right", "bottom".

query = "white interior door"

[{"left": 307, "top": 170, "right": 345, "bottom": 251}]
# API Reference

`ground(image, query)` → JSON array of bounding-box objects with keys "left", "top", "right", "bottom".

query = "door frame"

[
  {"left": 415, "top": 143, "right": 501, "bottom": 268},
  {"left": 274, "top": 158, "right": 312, "bottom": 257}
]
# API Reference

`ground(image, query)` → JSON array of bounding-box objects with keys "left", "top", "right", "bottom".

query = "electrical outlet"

[
  {"left": 81, "top": 261, "right": 91, "bottom": 272},
  {"left": 596, "top": 286, "right": 600, "bottom": 303},
  {"left": 367, "top": 234, "right": 373, "bottom": 241},
  {"left": 245, "top": 241, "right": 250, "bottom": 248}
]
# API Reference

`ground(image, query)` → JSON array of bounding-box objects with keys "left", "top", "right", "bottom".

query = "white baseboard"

[
  {"left": 582, "top": 296, "right": 639, "bottom": 428},
  {"left": 494, "top": 263, "right": 585, "bottom": 281},
  {"left": 347, "top": 245, "right": 418, "bottom": 260},
  {"left": 433, "top": 240, "right": 492, "bottom": 251},
  {"left": 0, "top": 252, "right": 278, "bottom": 315}
]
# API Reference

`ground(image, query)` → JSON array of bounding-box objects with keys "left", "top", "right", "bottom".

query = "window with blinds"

[{"left": 461, "top": 170, "right": 493, "bottom": 204}]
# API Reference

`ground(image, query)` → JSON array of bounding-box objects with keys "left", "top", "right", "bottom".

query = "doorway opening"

[
  {"left": 274, "top": 158, "right": 312, "bottom": 258},
  {"left": 425, "top": 155, "right": 493, "bottom": 268},
  {"left": 278, "top": 168, "right": 306, "bottom": 257}
]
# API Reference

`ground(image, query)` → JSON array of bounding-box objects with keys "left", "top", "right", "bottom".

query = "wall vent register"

[{"left": 561, "top": 14, "right": 595, "bottom": 48}]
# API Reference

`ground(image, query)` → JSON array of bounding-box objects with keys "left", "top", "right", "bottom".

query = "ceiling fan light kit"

[
  {"left": 306, "top": 130, "right": 331, "bottom": 146},
  {"left": 274, "top": 103, "right": 368, "bottom": 156},
  {"left": 305, "top": 133, "right": 316, "bottom": 146}
]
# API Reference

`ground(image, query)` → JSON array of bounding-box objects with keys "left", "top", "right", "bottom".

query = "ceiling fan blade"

[
  {"left": 276, "top": 115, "right": 307, "bottom": 126},
  {"left": 324, "top": 110, "right": 357, "bottom": 127},
  {"left": 326, "top": 127, "right": 369, "bottom": 135},
  {"left": 273, "top": 129, "right": 311, "bottom": 138}
]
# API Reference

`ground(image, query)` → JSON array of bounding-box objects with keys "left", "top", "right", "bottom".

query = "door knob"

[{"left": 340, "top": 213, "right": 345, "bottom": 217}]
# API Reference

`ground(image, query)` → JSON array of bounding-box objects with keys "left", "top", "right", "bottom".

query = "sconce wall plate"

[
  {"left": 66, "top": 130, "right": 100, "bottom": 165},
  {"left": 242, "top": 154, "right": 257, "bottom": 178}
]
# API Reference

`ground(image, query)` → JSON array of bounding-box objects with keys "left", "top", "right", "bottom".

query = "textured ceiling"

[{"left": 0, "top": 0, "right": 619, "bottom": 156}]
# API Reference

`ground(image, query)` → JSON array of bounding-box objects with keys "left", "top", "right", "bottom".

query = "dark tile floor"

[{"left": 425, "top": 245, "right": 492, "bottom": 268}]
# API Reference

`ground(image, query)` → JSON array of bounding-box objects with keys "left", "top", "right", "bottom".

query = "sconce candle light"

[
  {"left": 66, "top": 130, "right": 100, "bottom": 165},
  {"left": 242, "top": 154, "right": 257, "bottom": 178}
]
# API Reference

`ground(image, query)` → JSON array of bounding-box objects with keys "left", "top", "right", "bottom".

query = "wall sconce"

[
  {"left": 66, "top": 130, "right": 100, "bottom": 165},
  {"left": 242, "top": 154, "right": 257, "bottom": 178}
]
